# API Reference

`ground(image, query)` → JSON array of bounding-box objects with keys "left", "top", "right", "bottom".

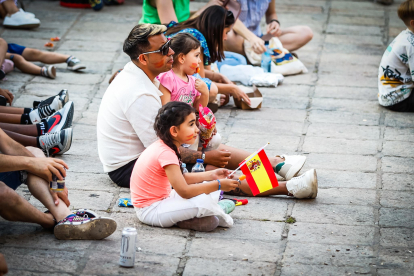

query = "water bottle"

[
  {"left": 182, "top": 163, "right": 189, "bottom": 173},
  {"left": 261, "top": 47, "right": 272, "bottom": 73},
  {"left": 191, "top": 159, "right": 205, "bottom": 173}
]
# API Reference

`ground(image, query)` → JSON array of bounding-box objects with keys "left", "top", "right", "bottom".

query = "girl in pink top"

[
  {"left": 130, "top": 102, "right": 239, "bottom": 232},
  {"left": 157, "top": 33, "right": 210, "bottom": 108}
]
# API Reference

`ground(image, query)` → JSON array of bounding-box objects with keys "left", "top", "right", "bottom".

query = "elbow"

[{"left": 176, "top": 189, "right": 192, "bottom": 199}]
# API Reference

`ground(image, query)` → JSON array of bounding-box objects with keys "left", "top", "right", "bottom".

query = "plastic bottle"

[
  {"left": 191, "top": 159, "right": 205, "bottom": 173},
  {"left": 182, "top": 163, "right": 189, "bottom": 173},
  {"left": 261, "top": 47, "right": 272, "bottom": 73}
]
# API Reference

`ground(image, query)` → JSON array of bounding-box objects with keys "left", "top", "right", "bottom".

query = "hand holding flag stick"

[{"left": 227, "top": 142, "right": 270, "bottom": 179}]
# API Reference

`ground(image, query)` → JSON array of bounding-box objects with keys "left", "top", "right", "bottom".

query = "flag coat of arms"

[{"left": 240, "top": 149, "right": 279, "bottom": 196}]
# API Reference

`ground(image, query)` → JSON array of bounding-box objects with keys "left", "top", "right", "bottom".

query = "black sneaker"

[
  {"left": 38, "top": 128, "right": 73, "bottom": 157},
  {"left": 34, "top": 89, "right": 69, "bottom": 109}
]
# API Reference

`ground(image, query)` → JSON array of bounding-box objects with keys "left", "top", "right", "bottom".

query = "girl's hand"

[
  {"left": 210, "top": 168, "right": 233, "bottom": 180},
  {"left": 266, "top": 21, "right": 282, "bottom": 37},
  {"left": 195, "top": 79, "right": 209, "bottom": 95},
  {"left": 231, "top": 85, "right": 252, "bottom": 106},
  {"left": 219, "top": 179, "right": 239, "bottom": 192}
]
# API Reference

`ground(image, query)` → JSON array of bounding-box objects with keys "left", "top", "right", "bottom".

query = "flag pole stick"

[{"left": 227, "top": 142, "right": 270, "bottom": 178}]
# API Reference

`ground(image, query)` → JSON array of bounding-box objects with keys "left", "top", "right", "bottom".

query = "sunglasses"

[{"left": 140, "top": 39, "right": 172, "bottom": 57}]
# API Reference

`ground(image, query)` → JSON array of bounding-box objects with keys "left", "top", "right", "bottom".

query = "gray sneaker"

[
  {"left": 38, "top": 128, "right": 73, "bottom": 157},
  {"left": 67, "top": 57, "right": 86, "bottom": 71}
]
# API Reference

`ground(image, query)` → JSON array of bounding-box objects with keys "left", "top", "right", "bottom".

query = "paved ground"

[{"left": 0, "top": 0, "right": 413, "bottom": 275}]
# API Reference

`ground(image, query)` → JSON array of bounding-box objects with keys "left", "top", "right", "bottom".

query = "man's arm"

[
  {"left": 0, "top": 128, "right": 34, "bottom": 157},
  {"left": 181, "top": 147, "right": 231, "bottom": 168},
  {"left": 181, "top": 146, "right": 202, "bottom": 164}
]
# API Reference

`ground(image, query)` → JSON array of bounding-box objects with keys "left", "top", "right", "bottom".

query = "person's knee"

[
  {"left": 26, "top": 147, "right": 45, "bottom": 158},
  {"left": 302, "top": 26, "right": 313, "bottom": 43},
  {"left": 209, "top": 83, "right": 218, "bottom": 102}
]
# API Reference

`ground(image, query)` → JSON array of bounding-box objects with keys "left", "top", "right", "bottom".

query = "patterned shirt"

[
  {"left": 238, "top": 0, "right": 271, "bottom": 37},
  {"left": 378, "top": 29, "right": 414, "bottom": 106},
  {"left": 166, "top": 22, "right": 211, "bottom": 65}
]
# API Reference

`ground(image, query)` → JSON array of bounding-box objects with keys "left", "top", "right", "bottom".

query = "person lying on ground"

[
  {"left": 3, "top": 42, "right": 85, "bottom": 79},
  {"left": 0, "top": 128, "right": 117, "bottom": 240},
  {"left": 0, "top": 89, "right": 74, "bottom": 156},
  {"left": 97, "top": 23, "right": 319, "bottom": 200},
  {"left": 377, "top": 0, "right": 414, "bottom": 112}
]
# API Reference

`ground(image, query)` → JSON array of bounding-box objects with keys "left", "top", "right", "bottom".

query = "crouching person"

[{"left": 0, "top": 128, "right": 116, "bottom": 240}]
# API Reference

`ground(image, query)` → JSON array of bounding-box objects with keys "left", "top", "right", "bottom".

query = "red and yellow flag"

[{"left": 240, "top": 149, "right": 279, "bottom": 196}]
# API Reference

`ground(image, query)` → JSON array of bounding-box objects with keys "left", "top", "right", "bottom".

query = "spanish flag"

[{"left": 240, "top": 147, "right": 279, "bottom": 196}]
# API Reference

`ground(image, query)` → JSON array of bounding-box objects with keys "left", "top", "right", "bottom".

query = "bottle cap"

[
  {"left": 181, "top": 163, "right": 186, "bottom": 167},
  {"left": 196, "top": 159, "right": 204, "bottom": 163}
]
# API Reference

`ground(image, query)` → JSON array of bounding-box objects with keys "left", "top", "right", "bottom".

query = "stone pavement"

[{"left": 1, "top": 0, "right": 413, "bottom": 275}]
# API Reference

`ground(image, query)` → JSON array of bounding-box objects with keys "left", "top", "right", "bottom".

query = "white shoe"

[
  {"left": 3, "top": 10, "right": 40, "bottom": 29},
  {"left": 19, "top": 8, "right": 35, "bottom": 18},
  {"left": 286, "top": 169, "right": 318, "bottom": 199},
  {"left": 275, "top": 154, "right": 307, "bottom": 180}
]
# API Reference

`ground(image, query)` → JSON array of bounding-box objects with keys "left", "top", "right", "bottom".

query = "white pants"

[{"left": 135, "top": 189, "right": 233, "bottom": 228}]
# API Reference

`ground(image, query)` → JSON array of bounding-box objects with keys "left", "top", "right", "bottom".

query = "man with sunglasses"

[{"left": 97, "top": 24, "right": 175, "bottom": 188}]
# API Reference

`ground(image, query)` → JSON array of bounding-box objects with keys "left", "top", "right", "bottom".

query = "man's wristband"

[
  {"left": 217, "top": 179, "right": 221, "bottom": 190},
  {"left": 270, "top": 19, "right": 280, "bottom": 26},
  {"left": 201, "top": 148, "right": 206, "bottom": 161}
]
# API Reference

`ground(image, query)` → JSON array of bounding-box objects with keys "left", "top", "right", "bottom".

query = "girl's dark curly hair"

[{"left": 154, "top": 102, "right": 195, "bottom": 167}]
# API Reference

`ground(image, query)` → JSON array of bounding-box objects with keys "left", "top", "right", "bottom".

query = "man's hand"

[
  {"left": 0, "top": 88, "right": 14, "bottom": 105},
  {"left": 0, "top": 253, "right": 7, "bottom": 276},
  {"left": 205, "top": 149, "right": 231, "bottom": 168},
  {"left": 210, "top": 168, "right": 233, "bottom": 180},
  {"left": 27, "top": 157, "right": 68, "bottom": 182},
  {"left": 266, "top": 21, "right": 282, "bottom": 37},
  {"left": 248, "top": 36, "right": 267, "bottom": 54}
]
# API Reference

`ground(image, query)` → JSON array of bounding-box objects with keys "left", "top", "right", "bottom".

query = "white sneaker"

[
  {"left": 3, "top": 10, "right": 40, "bottom": 29},
  {"left": 275, "top": 154, "right": 307, "bottom": 180},
  {"left": 286, "top": 169, "right": 318, "bottom": 199},
  {"left": 19, "top": 8, "right": 35, "bottom": 18}
]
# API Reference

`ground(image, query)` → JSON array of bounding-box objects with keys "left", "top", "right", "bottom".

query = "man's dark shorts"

[
  {"left": 0, "top": 171, "right": 27, "bottom": 190},
  {"left": 108, "top": 159, "right": 137, "bottom": 188}
]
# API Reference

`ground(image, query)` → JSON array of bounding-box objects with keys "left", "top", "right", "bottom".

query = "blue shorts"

[
  {"left": 7, "top": 43, "right": 26, "bottom": 56},
  {"left": 0, "top": 171, "right": 26, "bottom": 190}
]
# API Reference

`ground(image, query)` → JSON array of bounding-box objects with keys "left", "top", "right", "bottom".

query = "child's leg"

[
  {"left": 136, "top": 190, "right": 230, "bottom": 230},
  {"left": 7, "top": 53, "right": 41, "bottom": 75},
  {"left": 2, "top": 129, "right": 37, "bottom": 147},
  {"left": 0, "top": 113, "right": 24, "bottom": 124},
  {"left": 0, "top": 122, "right": 39, "bottom": 136},
  {"left": 0, "top": 105, "right": 25, "bottom": 115},
  {"left": 22, "top": 48, "right": 69, "bottom": 64},
  {"left": 2, "top": 0, "right": 19, "bottom": 15}
]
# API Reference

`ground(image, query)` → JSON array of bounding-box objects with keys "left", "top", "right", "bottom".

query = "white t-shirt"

[
  {"left": 97, "top": 61, "right": 163, "bottom": 172},
  {"left": 378, "top": 29, "right": 414, "bottom": 106}
]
